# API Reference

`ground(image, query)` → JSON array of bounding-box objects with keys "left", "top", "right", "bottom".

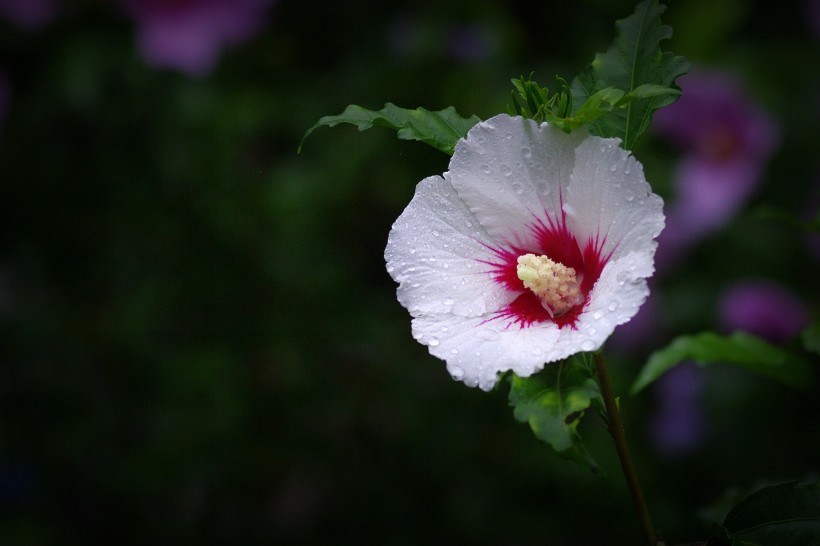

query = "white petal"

[
  {"left": 410, "top": 313, "right": 564, "bottom": 391},
  {"left": 564, "top": 137, "right": 665, "bottom": 259},
  {"left": 449, "top": 114, "right": 585, "bottom": 247},
  {"left": 385, "top": 175, "right": 514, "bottom": 317},
  {"left": 574, "top": 250, "right": 655, "bottom": 347}
]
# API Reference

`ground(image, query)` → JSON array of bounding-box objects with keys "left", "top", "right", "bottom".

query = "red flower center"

[{"left": 482, "top": 215, "right": 608, "bottom": 329}]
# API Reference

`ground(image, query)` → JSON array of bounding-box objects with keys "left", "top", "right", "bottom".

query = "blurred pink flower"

[
  {"left": 0, "top": 0, "right": 55, "bottom": 29},
  {"left": 654, "top": 70, "right": 779, "bottom": 268},
  {"left": 122, "top": 0, "right": 275, "bottom": 76},
  {"left": 718, "top": 280, "right": 810, "bottom": 343}
]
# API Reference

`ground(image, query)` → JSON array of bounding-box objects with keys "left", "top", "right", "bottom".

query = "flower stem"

[{"left": 594, "top": 351, "right": 661, "bottom": 546}]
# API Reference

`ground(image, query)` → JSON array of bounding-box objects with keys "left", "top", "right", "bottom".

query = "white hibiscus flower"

[{"left": 385, "top": 114, "right": 665, "bottom": 391}]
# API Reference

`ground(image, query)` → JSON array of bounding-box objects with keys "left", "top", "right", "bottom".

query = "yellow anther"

[{"left": 516, "top": 253, "right": 583, "bottom": 316}]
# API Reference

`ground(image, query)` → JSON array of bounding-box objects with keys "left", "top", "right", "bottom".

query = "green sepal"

[
  {"left": 508, "top": 358, "right": 603, "bottom": 472},
  {"left": 299, "top": 103, "right": 481, "bottom": 155},
  {"left": 711, "top": 481, "right": 820, "bottom": 546},
  {"left": 570, "top": 0, "right": 689, "bottom": 148},
  {"left": 630, "top": 331, "right": 814, "bottom": 395}
]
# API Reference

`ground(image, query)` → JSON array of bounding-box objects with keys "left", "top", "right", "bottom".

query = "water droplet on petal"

[
  {"left": 608, "top": 301, "right": 619, "bottom": 312},
  {"left": 480, "top": 163, "right": 491, "bottom": 174},
  {"left": 521, "top": 146, "right": 532, "bottom": 158},
  {"left": 581, "top": 340, "right": 596, "bottom": 352},
  {"left": 450, "top": 365, "right": 464, "bottom": 379},
  {"left": 443, "top": 298, "right": 454, "bottom": 306},
  {"left": 428, "top": 337, "right": 440, "bottom": 347},
  {"left": 512, "top": 183, "right": 524, "bottom": 195},
  {"left": 450, "top": 348, "right": 459, "bottom": 355},
  {"left": 610, "top": 164, "right": 618, "bottom": 172},
  {"left": 593, "top": 310, "right": 604, "bottom": 320}
]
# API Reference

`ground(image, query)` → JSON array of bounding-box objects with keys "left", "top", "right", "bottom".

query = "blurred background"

[{"left": 1, "top": 0, "right": 818, "bottom": 544}]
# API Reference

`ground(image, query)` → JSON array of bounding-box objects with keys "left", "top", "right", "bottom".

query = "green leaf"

[
  {"left": 803, "top": 321, "right": 820, "bottom": 356},
  {"left": 509, "top": 359, "right": 602, "bottom": 471},
  {"left": 715, "top": 481, "right": 820, "bottom": 546},
  {"left": 543, "top": 84, "right": 680, "bottom": 133},
  {"left": 630, "top": 331, "right": 814, "bottom": 395},
  {"left": 299, "top": 103, "right": 481, "bottom": 155},
  {"left": 570, "top": 0, "right": 689, "bottom": 148}
]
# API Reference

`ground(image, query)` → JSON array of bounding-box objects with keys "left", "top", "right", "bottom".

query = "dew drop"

[
  {"left": 432, "top": 230, "right": 440, "bottom": 236},
  {"left": 512, "top": 183, "right": 524, "bottom": 195},
  {"left": 409, "top": 248, "right": 417, "bottom": 254},
  {"left": 581, "top": 340, "right": 596, "bottom": 352},
  {"left": 626, "top": 195, "right": 635, "bottom": 202},
  {"left": 450, "top": 348, "right": 459, "bottom": 355},
  {"left": 608, "top": 301, "right": 619, "bottom": 312},
  {"left": 521, "top": 146, "right": 532, "bottom": 158},
  {"left": 450, "top": 365, "right": 464, "bottom": 379},
  {"left": 386, "top": 265, "right": 395, "bottom": 273},
  {"left": 505, "top": 132, "right": 512, "bottom": 140},
  {"left": 500, "top": 163, "right": 513, "bottom": 176},
  {"left": 428, "top": 337, "right": 440, "bottom": 347},
  {"left": 610, "top": 164, "right": 618, "bottom": 172},
  {"left": 593, "top": 310, "right": 604, "bottom": 320},
  {"left": 480, "top": 163, "right": 491, "bottom": 174},
  {"left": 428, "top": 256, "right": 436, "bottom": 263},
  {"left": 443, "top": 298, "right": 454, "bottom": 306}
]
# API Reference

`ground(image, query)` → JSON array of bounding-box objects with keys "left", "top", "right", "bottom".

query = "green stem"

[{"left": 594, "top": 351, "right": 661, "bottom": 546}]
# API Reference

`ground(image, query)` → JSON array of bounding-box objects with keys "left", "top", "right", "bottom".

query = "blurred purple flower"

[
  {"left": 649, "top": 363, "right": 706, "bottom": 456},
  {"left": 654, "top": 70, "right": 779, "bottom": 267},
  {"left": 122, "top": 0, "right": 275, "bottom": 76},
  {"left": 808, "top": 0, "right": 820, "bottom": 38},
  {"left": 0, "top": 0, "right": 55, "bottom": 29},
  {"left": 718, "top": 280, "right": 811, "bottom": 343},
  {"left": 446, "top": 23, "right": 497, "bottom": 63}
]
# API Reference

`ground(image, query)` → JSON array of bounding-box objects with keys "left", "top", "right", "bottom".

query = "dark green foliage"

[{"left": 712, "top": 481, "right": 820, "bottom": 545}]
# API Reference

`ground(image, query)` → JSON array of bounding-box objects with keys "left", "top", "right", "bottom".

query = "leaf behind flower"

[{"left": 299, "top": 103, "right": 481, "bottom": 155}]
